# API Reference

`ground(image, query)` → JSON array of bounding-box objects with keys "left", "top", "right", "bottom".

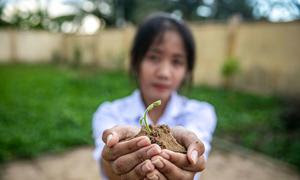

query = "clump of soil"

[{"left": 135, "top": 124, "right": 186, "bottom": 153}]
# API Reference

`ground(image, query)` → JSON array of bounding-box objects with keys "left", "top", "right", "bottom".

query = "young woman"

[{"left": 92, "top": 13, "right": 217, "bottom": 180}]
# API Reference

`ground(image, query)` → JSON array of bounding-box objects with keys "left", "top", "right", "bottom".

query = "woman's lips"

[{"left": 152, "top": 83, "right": 170, "bottom": 91}]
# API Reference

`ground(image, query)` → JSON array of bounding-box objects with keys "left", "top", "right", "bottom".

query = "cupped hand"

[
  {"left": 145, "top": 126, "right": 206, "bottom": 180},
  {"left": 101, "top": 125, "right": 161, "bottom": 179}
]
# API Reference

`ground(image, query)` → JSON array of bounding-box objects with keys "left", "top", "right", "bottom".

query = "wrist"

[{"left": 100, "top": 158, "right": 120, "bottom": 180}]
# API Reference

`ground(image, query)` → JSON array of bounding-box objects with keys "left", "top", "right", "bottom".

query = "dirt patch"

[
  {"left": 135, "top": 125, "right": 186, "bottom": 153},
  {"left": 1, "top": 143, "right": 300, "bottom": 180}
]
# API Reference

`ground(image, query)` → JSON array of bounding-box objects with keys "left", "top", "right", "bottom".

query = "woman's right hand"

[{"left": 101, "top": 125, "right": 162, "bottom": 179}]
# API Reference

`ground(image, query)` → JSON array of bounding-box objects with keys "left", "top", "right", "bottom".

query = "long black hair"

[{"left": 130, "top": 13, "right": 196, "bottom": 86}]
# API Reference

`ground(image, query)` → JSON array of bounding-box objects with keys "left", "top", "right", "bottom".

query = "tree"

[
  {"left": 213, "top": 0, "right": 253, "bottom": 20},
  {"left": 0, "top": 0, "right": 299, "bottom": 30}
]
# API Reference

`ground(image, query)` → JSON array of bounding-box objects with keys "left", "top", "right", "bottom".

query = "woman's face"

[{"left": 139, "top": 31, "right": 187, "bottom": 103}]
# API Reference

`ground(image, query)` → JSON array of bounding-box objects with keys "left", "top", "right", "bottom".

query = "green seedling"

[{"left": 139, "top": 100, "right": 161, "bottom": 133}]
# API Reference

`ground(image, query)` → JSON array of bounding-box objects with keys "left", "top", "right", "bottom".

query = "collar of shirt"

[{"left": 123, "top": 89, "right": 182, "bottom": 125}]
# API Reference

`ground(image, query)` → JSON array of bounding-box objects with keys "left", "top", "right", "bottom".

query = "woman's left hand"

[{"left": 145, "top": 126, "right": 206, "bottom": 180}]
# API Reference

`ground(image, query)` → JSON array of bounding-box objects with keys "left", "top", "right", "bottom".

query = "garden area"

[{"left": 0, "top": 64, "right": 299, "bottom": 171}]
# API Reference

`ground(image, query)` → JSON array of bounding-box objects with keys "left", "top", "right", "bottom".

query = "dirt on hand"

[{"left": 135, "top": 124, "right": 186, "bottom": 153}]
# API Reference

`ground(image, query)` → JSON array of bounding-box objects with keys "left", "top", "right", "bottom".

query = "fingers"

[
  {"left": 187, "top": 140, "right": 205, "bottom": 165},
  {"left": 112, "top": 144, "right": 162, "bottom": 175},
  {"left": 171, "top": 126, "right": 199, "bottom": 148},
  {"left": 121, "top": 160, "right": 155, "bottom": 180},
  {"left": 160, "top": 149, "right": 205, "bottom": 172},
  {"left": 145, "top": 169, "right": 167, "bottom": 180},
  {"left": 102, "top": 136, "right": 151, "bottom": 161},
  {"left": 171, "top": 126, "right": 205, "bottom": 165},
  {"left": 151, "top": 155, "right": 194, "bottom": 180},
  {"left": 102, "top": 125, "right": 139, "bottom": 147}
]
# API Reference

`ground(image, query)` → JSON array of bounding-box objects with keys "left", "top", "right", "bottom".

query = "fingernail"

[
  {"left": 191, "top": 150, "right": 198, "bottom": 164},
  {"left": 107, "top": 134, "right": 113, "bottom": 144},
  {"left": 147, "top": 174, "right": 158, "bottom": 180},
  {"left": 142, "top": 162, "right": 153, "bottom": 172},
  {"left": 137, "top": 137, "right": 150, "bottom": 147},
  {"left": 147, "top": 145, "right": 161, "bottom": 157},
  {"left": 142, "top": 164, "right": 148, "bottom": 172},
  {"left": 152, "top": 158, "right": 164, "bottom": 168},
  {"left": 160, "top": 151, "right": 170, "bottom": 160}
]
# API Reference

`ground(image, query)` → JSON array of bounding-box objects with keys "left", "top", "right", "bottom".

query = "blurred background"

[{"left": 0, "top": 0, "right": 300, "bottom": 179}]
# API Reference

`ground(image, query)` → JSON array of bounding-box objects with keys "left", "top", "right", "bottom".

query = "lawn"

[{"left": 0, "top": 64, "right": 299, "bottom": 170}]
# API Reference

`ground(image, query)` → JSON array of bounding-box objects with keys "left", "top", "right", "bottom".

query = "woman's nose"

[{"left": 156, "top": 61, "right": 171, "bottom": 80}]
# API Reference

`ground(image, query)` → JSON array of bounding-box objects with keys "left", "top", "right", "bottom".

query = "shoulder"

[
  {"left": 94, "top": 94, "right": 133, "bottom": 115},
  {"left": 175, "top": 94, "right": 217, "bottom": 126},
  {"left": 93, "top": 90, "right": 141, "bottom": 121},
  {"left": 175, "top": 95, "right": 217, "bottom": 135},
  {"left": 178, "top": 95, "right": 216, "bottom": 115}
]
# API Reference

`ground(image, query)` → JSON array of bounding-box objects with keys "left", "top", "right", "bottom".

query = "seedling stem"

[{"left": 139, "top": 100, "right": 161, "bottom": 133}]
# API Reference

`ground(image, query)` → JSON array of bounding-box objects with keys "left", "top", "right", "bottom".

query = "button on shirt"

[{"left": 92, "top": 89, "right": 217, "bottom": 179}]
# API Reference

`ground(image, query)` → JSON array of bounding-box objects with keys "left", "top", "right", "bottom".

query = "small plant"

[
  {"left": 135, "top": 99, "right": 186, "bottom": 153},
  {"left": 139, "top": 100, "right": 161, "bottom": 133},
  {"left": 221, "top": 56, "right": 240, "bottom": 88},
  {"left": 221, "top": 56, "right": 240, "bottom": 78}
]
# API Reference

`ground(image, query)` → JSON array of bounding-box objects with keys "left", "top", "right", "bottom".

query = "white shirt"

[{"left": 92, "top": 89, "right": 217, "bottom": 179}]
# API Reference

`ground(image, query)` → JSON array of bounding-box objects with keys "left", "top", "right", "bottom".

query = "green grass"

[
  {"left": 0, "top": 64, "right": 299, "bottom": 170},
  {"left": 0, "top": 64, "right": 135, "bottom": 161},
  {"left": 188, "top": 87, "right": 300, "bottom": 169}
]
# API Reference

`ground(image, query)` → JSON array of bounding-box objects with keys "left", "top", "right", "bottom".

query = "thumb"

[
  {"left": 187, "top": 141, "right": 205, "bottom": 165},
  {"left": 105, "top": 132, "right": 119, "bottom": 148},
  {"left": 102, "top": 125, "right": 139, "bottom": 148}
]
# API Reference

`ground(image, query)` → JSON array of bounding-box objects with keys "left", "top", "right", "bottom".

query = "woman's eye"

[
  {"left": 148, "top": 54, "right": 160, "bottom": 62},
  {"left": 172, "top": 59, "right": 184, "bottom": 66}
]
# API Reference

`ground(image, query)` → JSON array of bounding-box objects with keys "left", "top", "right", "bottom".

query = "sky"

[
  {"left": 0, "top": 0, "right": 102, "bottom": 34},
  {"left": 1, "top": 0, "right": 299, "bottom": 34},
  {"left": 249, "top": 0, "right": 300, "bottom": 22}
]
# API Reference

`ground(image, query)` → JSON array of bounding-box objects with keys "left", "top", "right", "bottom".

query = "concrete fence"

[{"left": 0, "top": 21, "right": 300, "bottom": 97}]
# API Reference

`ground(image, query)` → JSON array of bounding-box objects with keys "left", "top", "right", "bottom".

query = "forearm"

[{"left": 100, "top": 158, "right": 120, "bottom": 180}]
